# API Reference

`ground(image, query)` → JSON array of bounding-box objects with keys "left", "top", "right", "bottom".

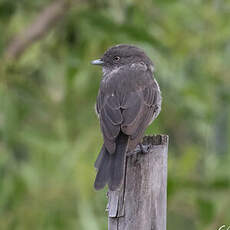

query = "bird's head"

[{"left": 91, "top": 44, "right": 154, "bottom": 73}]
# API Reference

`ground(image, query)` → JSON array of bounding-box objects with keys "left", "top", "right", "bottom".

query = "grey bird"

[{"left": 91, "top": 44, "right": 161, "bottom": 191}]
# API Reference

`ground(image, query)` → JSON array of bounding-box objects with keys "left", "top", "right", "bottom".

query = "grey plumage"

[{"left": 92, "top": 44, "right": 161, "bottom": 191}]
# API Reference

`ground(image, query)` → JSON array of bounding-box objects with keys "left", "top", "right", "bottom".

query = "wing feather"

[
  {"left": 121, "top": 92, "right": 142, "bottom": 126},
  {"left": 104, "top": 103, "right": 122, "bottom": 125},
  {"left": 121, "top": 83, "right": 160, "bottom": 151},
  {"left": 97, "top": 93, "right": 122, "bottom": 154},
  {"left": 100, "top": 120, "right": 116, "bottom": 153}
]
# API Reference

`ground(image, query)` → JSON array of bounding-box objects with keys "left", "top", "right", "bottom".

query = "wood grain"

[{"left": 107, "top": 135, "right": 168, "bottom": 230}]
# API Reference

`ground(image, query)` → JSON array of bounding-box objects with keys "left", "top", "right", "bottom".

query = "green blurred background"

[{"left": 0, "top": 0, "right": 230, "bottom": 229}]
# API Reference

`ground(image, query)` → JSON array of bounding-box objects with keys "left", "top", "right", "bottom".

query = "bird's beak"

[{"left": 91, "top": 59, "right": 104, "bottom": 65}]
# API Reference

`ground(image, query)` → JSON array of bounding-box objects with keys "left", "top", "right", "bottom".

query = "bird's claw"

[
  {"left": 138, "top": 143, "right": 149, "bottom": 154},
  {"left": 128, "top": 143, "right": 149, "bottom": 156}
]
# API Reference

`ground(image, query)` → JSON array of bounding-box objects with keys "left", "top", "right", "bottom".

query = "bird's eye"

[{"left": 113, "top": 56, "right": 120, "bottom": 61}]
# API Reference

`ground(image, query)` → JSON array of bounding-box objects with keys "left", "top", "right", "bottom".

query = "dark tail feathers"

[{"left": 94, "top": 132, "right": 129, "bottom": 191}]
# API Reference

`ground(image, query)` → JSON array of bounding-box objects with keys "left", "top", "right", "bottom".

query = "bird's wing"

[
  {"left": 121, "top": 82, "right": 161, "bottom": 150},
  {"left": 96, "top": 90, "right": 123, "bottom": 153}
]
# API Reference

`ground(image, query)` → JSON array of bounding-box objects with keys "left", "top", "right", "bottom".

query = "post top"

[{"left": 142, "top": 134, "right": 169, "bottom": 145}]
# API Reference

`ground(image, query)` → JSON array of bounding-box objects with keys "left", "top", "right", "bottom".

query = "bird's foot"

[
  {"left": 127, "top": 143, "right": 149, "bottom": 156},
  {"left": 138, "top": 143, "right": 149, "bottom": 154}
]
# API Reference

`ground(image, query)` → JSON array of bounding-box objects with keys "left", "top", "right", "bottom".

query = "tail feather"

[
  {"left": 108, "top": 132, "right": 128, "bottom": 190},
  {"left": 94, "top": 132, "right": 129, "bottom": 191},
  {"left": 94, "top": 146, "right": 111, "bottom": 190},
  {"left": 94, "top": 145, "right": 106, "bottom": 169}
]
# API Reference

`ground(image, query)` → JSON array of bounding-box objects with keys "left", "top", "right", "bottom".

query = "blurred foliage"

[{"left": 0, "top": 0, "right": 230, "bottom": 229}]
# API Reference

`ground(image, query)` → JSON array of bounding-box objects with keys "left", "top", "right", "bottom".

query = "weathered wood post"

[{"left": 107, "top": 135, "right": 168, "bottom": 230}]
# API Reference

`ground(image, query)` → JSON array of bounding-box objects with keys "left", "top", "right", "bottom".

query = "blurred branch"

[{"left": 4, "top": 0, "right": 72, "bottom": 60}]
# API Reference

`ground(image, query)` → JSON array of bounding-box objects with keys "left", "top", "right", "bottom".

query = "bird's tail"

[{"left": 94, "top": 132, "right": 129, "bottom": 191}]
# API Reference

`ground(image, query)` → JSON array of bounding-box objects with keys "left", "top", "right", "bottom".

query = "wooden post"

[{"left": 107, "top": 135, "right": 168, "bottom": 230}]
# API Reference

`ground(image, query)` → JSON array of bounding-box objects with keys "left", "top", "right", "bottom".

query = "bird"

[{"left": 91, "top": 44, "right": 162, "bottom": 191}]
